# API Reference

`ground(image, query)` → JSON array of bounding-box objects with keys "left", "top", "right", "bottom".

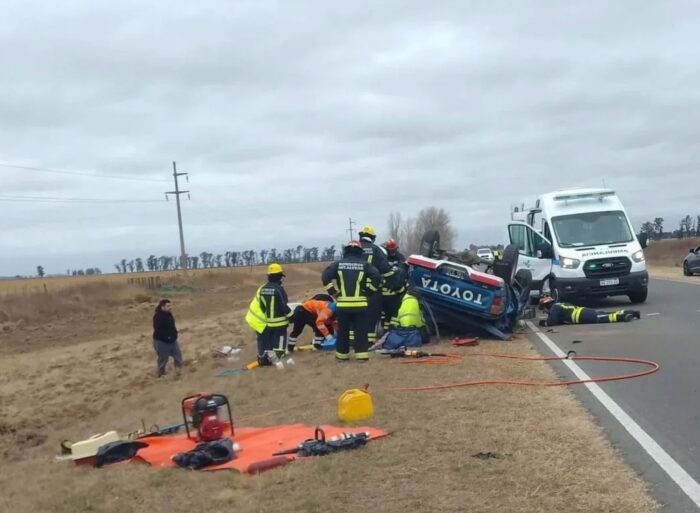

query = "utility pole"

[
  {"left": 347, "top": 217, "right": 355, "bottom": 241},
  {"left": 165, "top": 161, "right": 189, "bottom": 270}
]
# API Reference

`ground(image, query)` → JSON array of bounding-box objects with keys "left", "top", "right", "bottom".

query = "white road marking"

[
  {"left": 647, "top": 312, "right": 661, "bottom": 317},
  {"left": 526, "top": 320, "right": 700, "bottom": 509}
]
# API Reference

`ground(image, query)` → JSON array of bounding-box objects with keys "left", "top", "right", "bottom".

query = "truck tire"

[
  {"left": 628, "top": 289, "right": 648, "bottom": 304},
  {"left": 513, "top": 269, "right": 532, "bottom": 290},
  {"left": 493, "top": 244, "right": 519, "bottom": 283},
  {"left": 419, "top": 230, "right": 441, "bottom": 258}
]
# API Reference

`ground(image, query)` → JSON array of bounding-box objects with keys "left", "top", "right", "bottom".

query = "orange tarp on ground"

[{"left": 134, "top": 424, "right": 388, "bottom": 474}]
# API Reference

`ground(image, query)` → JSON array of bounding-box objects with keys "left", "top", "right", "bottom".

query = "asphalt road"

[{"left": 526, "top": 277, "right": 700, "bottom": 512}]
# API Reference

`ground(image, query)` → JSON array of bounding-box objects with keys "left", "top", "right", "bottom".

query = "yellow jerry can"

[{"left": 338, "top": 388, "right": 374, "bottom": 423}]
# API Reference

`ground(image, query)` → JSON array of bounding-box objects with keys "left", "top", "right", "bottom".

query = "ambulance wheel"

[
  {"left": 419, "top": 230, "right": 440, "bottom": 258},
  {"left": 628, "top": 288, "right": 648, "bottom": 304},
  {"left": 493, "top": 244, "right": 519, "bottom": 283}
]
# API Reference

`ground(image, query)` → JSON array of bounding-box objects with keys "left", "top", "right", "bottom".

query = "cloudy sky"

[{"left": 1, "top": 0, "right": 699, "bottom": 275}]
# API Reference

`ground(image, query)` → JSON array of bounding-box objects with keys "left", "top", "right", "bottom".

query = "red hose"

[
  {"left": 237, "top": 353, "right": 660, "bottom": 422},
  {"left": 384, "top": 353, "right": 660, "bottom": 392}
]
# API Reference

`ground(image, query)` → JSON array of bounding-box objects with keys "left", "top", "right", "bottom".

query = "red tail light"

[{"left": 490, "top": 295, "right": 503, "bottom": 315}]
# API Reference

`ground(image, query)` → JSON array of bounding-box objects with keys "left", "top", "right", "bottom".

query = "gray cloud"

[{"left": 2, "top": 0, "right": 700, "bottom": 274}]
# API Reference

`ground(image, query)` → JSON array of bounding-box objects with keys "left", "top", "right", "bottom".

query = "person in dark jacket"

[
  {"left": 253, "top": 263, "right": 292, "bottom": 366},
  {"left": 322, "top": 240, "right": 381, "bottom": 361},
  {"left": 152, "top": 299, "right": 182, "bottom": 378},
  {"left": 358, "top": 226, "right": 396, "bottom": 346},
  {"left": 538, "top": 296, "right": 641, "bottom": 326},
  {"left": 380, "top": 238, "right": 408, "bottom": 331}
]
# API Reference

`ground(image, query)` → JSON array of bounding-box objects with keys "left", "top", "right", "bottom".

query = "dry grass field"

[
  {"left": 645, "top": 237, "right": 700, "bottom": 267},
  {"left": 0, "top": 263, "right": 657, "bottom": 513}
]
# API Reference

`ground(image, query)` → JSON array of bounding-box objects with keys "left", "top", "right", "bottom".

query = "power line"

[
  {"left": 0, "top": 162, "right": 169, "bottom": 183},
  {"left": 0, "top": 194, "right": 162, "bottom": 204}
]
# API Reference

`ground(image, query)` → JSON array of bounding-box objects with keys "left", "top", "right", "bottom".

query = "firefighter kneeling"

[
  {"left": 288, "top": 294, "right": 337, "bottom": 351},
  {"left": 322, "top": 241, "right": 381, "bottom": 362},
  {"left": 538, "top": 296, "right": 641, "bottom": 327},
  {"left": 373, "top": 287, "right": 430, "bottom": 351}
]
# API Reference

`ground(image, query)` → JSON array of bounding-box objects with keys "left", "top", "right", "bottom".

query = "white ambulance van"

[{"left": 508, "top": 188, "right": 649, "bottom": 304}]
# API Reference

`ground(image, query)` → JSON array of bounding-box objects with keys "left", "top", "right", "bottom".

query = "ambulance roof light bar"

[{"left": 553, "top": 190, "right": 615, "bottom": 202}]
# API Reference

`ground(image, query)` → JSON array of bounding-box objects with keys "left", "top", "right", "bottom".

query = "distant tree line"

[
  {"left": 640, "top": 215, "right": 700, "bottom": 240},
  {"left": 112, "top": 246, "right": 338, "bottom": 273}
]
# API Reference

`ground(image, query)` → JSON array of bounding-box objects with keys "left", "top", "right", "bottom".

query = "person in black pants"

[
  {"left": 538, "top": 296, "right": 641, "bottom": 326},
  {"left": 322, "top": 241, "right": 381, "bottom": 361},
  {"left": 152, "top": 299, "right": 182, "bottom": 378}
]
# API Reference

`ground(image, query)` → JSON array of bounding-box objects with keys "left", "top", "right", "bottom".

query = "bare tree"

[
  {"left": 415, "top": 207, "right": 456, "bottom": 249},
  {"left": 400, "top": 217, "right": 419, "bottom": 255},
  {"left": 387, "top": 211, "right": 402, "bottom": 242}
]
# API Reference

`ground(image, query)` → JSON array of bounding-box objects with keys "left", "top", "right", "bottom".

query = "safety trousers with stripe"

[
  {"left": 380, "top": 293, "right": 402, "bottom": 331},
  {"left": 256, "top": 327, "right": 288, "bottom": 362},
  {"left": 575, "top": 308, "right": 634, "bottom": 324},
  {"left": 336, "top": 308, "right": 370, "bottom": 360}
]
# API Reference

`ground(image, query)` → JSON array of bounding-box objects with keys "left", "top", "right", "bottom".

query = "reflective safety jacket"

[
  {"left": 383, "top": 250, "right": 408, "bottom": 296},
  {"left": 301, "top": 299, "right": 336, "bottom": 338},
  {"left": 245, "top": 287, "right": 266, "bottom": 334},
  {"left": 246, "top": 281, "right": 292, "bottom": 332},
  {"left": 360, "top": 239, "right": 395, "bottom": 292},
  {"left": 322, "top": 255, "right": 381, "bottom": 309},
  {"left": 394, "top": 293, "right": 425, "bottom": 328}
]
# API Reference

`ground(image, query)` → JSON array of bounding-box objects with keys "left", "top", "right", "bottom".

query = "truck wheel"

[
  {"left": 513, "top": 269, "right": 532, "bottom": 290},
  {"left": 493, "top": 244, "right": 519, "bottom": 283},
  {"left": 628, "top": 289, "right": 648, "bottom": 304},
  {"left": 419, "top": 230, "right": 440, "bottom": 258}
]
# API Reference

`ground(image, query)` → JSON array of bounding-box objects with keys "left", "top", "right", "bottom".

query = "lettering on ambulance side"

[{"left": 420, "top": 277, "right": 484, "bottom": 305}]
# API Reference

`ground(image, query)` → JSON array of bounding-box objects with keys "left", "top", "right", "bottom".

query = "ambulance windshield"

[{"left": 552, "top": 211, "right": 633, "bottom": 248}]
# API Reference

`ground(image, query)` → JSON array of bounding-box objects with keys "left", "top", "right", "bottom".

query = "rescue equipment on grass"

[
  {"left": 272, "top": 427, "right": 370, "bottom": 457},
  {"left": 181, "top": 393, "right": 234, "bottom": 442}
]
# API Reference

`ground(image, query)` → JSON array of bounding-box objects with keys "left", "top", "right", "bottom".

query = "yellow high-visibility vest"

[
  {"left": 397, "top": 293, "right": 425, "bottom": 328},
  {"left": 245, "top": 287, "right": 267, "bottom": 334}
]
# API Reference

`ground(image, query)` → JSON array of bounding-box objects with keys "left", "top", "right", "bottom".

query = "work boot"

[
  {"left": 623, "top": 313, "right": 635, "bottom": 322},
  {"left": 632, "top": 311, "right": 641, "bottom": 320}
]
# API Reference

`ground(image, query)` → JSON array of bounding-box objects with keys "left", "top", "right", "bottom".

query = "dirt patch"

[
  {"left": 645, "top": 237, "right": 700, "bottom": 267},
  {"left": 0, "top": 266, "right": 657, "bottom": 513}
]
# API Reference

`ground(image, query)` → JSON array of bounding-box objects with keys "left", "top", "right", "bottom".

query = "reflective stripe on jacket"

[
  {"left": 322, "top": 256, "right": 381, "bottom": 309},
  {"left": 259, "top": 281, "right": 292, "bottom": 328}
]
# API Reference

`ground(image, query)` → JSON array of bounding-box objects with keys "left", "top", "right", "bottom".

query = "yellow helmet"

[
  {"left": 359, "top": 225, "right": 376, "bottom": 238},
  {"left": 267, "top": 263, "right": 285, "bottom": 276}
]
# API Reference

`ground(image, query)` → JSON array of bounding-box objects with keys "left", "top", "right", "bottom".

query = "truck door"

[{"left": 508, "top": 223, "right": 553, "bottom": 288}]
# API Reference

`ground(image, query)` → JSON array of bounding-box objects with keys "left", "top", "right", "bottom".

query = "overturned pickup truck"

[{"left": 407, "top": 231, "right": 531, "bottom": 340}]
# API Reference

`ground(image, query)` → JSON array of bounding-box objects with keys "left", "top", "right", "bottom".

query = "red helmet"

[{"left": 384, "top": 238, "right": 398, "bottom": 251}]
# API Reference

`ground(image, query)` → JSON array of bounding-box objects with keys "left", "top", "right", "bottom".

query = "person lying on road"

[{"left": 538, "top": 295, "right": 641, "bottom": 327}]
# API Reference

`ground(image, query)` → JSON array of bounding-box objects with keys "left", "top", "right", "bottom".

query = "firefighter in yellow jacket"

[
  {"left": 245, "top": 263, "right": 293, "bottom": 366},
  {"left": 374, "top": 286, "right": 429, "bottom": 350}
]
